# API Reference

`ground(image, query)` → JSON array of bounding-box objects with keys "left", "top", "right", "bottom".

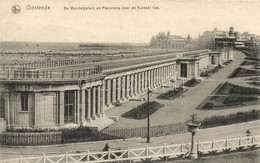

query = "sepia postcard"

[{"left": 0, "top": 0, "right": 259, "bottom": 162}]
